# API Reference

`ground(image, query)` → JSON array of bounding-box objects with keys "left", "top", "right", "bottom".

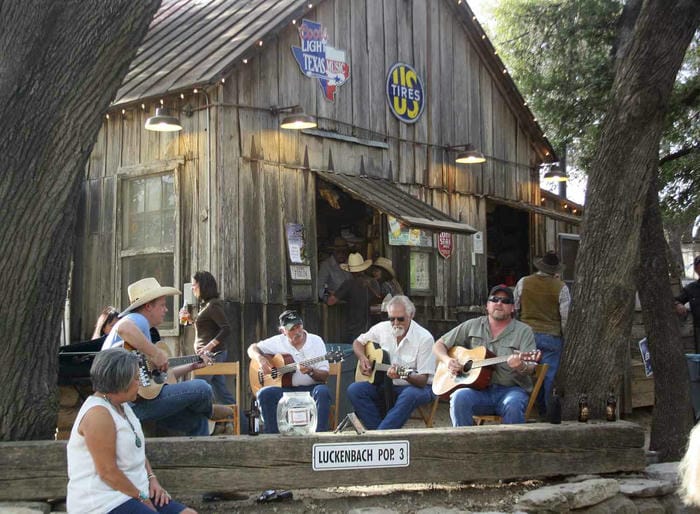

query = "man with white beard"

[{"left": 348, "top": 295, "right": 436, "bottom": 429}]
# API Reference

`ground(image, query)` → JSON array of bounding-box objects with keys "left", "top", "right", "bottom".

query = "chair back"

[
  {"left": 328, "top": 362, "right": 342, "bottom": 430},
  {"left": 192, "top": 362, "right": 241, "bottom": 435}
]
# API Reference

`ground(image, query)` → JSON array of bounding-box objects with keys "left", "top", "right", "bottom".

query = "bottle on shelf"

[
  {"left": 547, "top": 388, "right": 562, "bottom": 424},
  {"left": 578, "top": 394, "right": 590, "bottom": 423},
  {"left": 606, "top": 393, "right": 617, "bottom": 422},
  {"left": 247, "top": 397, "right": 260, "bottom": 436}
]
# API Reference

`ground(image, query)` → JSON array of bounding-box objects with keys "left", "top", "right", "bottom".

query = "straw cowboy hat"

[
  {"left": 118, "top": 277, "right": 180, "bottom": 318},
  {"left": 373, "top": 257, "right": 396, "bottom": 278},
  {"left": 534, "top": 251, "right": 564, "bottom": 275},
  {"left": 340, "top": 253, "right": 372, "bottom": 272}
]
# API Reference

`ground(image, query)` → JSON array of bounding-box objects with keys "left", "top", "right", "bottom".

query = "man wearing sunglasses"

[
  {"left": 433, "top": 285, "right": 536, "bottom": 426},
  {"left": 348, "top": 295, "right": 436, "bottom": 429}
]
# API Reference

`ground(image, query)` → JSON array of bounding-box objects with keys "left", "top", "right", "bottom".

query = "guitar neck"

[
  {"left": 168, "top": 354, "right": 202, "bottom": 367},
  {"left": 472, "top": 355, "right": 510, "bottom": 369},
  {"left": 277, "top": 354, "right": 329, "bottom": 374}
]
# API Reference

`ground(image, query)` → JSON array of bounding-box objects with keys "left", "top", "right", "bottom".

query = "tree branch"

[{"left": 659, "top": 144, "right": 700, "bottom": 165}]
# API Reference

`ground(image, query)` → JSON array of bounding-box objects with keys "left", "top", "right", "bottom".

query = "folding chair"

[
  {"left": 192, "top": 362, "right": 241, "bottom": 435},
  {"left": 473, "top": 363, "right": 549, "bottom": 425},
  {"left": 412, "top": 395, "right": 441, "bottom": 428}
]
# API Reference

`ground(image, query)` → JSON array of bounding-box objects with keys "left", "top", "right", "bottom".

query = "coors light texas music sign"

[{"left": 292, "top": 19, "right": 350, "bottom": 101}]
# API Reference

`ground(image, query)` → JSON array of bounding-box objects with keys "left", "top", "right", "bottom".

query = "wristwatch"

[{"left": 138, "top": 490, "right": 150, "bottom": 502}]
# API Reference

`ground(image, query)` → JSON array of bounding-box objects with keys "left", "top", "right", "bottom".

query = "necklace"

[{"left": 99, "top": 394, "right": 142, "bottom": 448}]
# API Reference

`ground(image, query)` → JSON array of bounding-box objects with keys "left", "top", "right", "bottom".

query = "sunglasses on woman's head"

[{"left": 488, "top": 296, "right": 514, "bottom": 304}]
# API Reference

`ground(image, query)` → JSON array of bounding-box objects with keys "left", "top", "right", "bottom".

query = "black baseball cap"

[
  {"left": 489, "top": 284, "right": 514, "bottom": 302},
  {"left": 279, "top": 310, "right": 303, "bottom": 330}
]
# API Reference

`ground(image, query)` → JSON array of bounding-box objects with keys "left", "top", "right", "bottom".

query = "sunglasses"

[
  {"left": 388, "top": 316, "right": 406, "bottom": 322},
  {"left": 488, "top": 296, "right": 514, "bottom": 304}
]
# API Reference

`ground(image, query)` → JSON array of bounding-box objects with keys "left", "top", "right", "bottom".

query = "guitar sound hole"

[{"left": 462, "top": 361, "right": 473, "bottom": 374}]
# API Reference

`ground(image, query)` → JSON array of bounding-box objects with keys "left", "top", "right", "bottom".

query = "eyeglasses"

[
  {"left": 488, "top": 296, "right": 514, "bottom": 304},
  {"left": 388, "top": 316, "right": 406, "bottom": 322}
]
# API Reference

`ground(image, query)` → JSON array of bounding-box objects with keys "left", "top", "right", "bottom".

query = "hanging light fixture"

[
  {"left": 272, "top": 105, "right": 317, "bottom": 130},
  {"left": 145, "top": 107, "right": 183, "bottom": 132},
  {"left": 542, "top": 163, "right": 568, "bottom": 182},
  {"left": 449, "top": 144, "right": 486, "bottom": 164}
]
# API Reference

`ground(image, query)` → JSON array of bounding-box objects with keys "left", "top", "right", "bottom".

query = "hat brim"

[
  {"left": 534, "top": 259, "right": 564, "bottom": 274},
  {"left": 375, "top": 263, "right": 396, "bottom": 278},
  {"left": 340, "top": 260, "right": 372, "bottom": 272},
  {"left": 118, "top": 286, "right": 181, "bottom": 318}
]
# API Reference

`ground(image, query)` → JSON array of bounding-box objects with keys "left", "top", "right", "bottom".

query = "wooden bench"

[{"left": 0, "top": 421, "right": 645, "bottom": 501}]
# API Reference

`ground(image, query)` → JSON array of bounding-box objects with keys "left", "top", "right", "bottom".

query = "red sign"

[{"left": 437, "top": 232, "right": 453, "bottom": 259}]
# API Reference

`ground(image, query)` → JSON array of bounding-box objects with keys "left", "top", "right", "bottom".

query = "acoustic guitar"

[
  {"left": 432, "top": 346, "right": 541, "bottom": 397},
  {"left": 127, "top": 342, "right": 217, "bottom": 400},
  {"left": 249, "top": 349, "right": 345, "bottom": 397},
  {"left": 354, "top": 341, "right": 416, "bottom": 384}
]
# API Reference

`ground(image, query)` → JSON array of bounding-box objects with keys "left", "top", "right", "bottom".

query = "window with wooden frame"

[{"left": 116, "top": 161, "right": 181, "bottom": 336}]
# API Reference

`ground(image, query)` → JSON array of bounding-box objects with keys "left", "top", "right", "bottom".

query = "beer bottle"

[
  {"left": 606, "top": 393, "right": 617, "bottom": 422},
  {"left": 247, "top": 397, "right": 260, "bottom": 436},
  {"left": 578, "top": 394, "right": 589, "bottom": 422},
  {"left": 547, "top": 388, "right": 562, "bottom": 424},
  {"left": 179, "top": 298, "right": 191, "bottom": 326}
]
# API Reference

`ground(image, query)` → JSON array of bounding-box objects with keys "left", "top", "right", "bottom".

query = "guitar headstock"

[
  {"left": 519, "top": 350, "right": 542, "bottom": 363},
  {"left": 327, "top": 349, "right": 345, "bottom": 363}
]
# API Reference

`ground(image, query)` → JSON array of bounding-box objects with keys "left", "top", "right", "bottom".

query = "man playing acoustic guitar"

[
  {"left": 348, "top": 295, "right": 436, "bottom": 430},
  {"left": 433, "top": 285, "right": 537, "bottom": 426},
  {"left": 102, "top": 277, "right": 229, "bottom": 436},
  {"left": 247, "top": 310, "right": 332, "bottom": 433}
]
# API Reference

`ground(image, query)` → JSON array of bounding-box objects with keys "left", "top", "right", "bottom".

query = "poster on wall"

[
  {"left": 291, "top": 19, "right": 350, "bottom": 101},
  {"left": 386, "top": 62, "right": 425, "bottom": 123},
  {"left": 409, "top": 251, "right": 432, "bottom": 293},
  {"left": 387, "top": 216, "right": 432, "bottom": 247},
  {"left": 285, "top": 222, "right": 308, "bottom": 264}
]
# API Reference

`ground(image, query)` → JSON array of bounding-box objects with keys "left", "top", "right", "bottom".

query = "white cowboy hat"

[
  {"left": 118, "top": 277, "right": 180, "bottom": 318},
  {"left": 340, "top": 253, "right": 372, "bottom": 273},
  {"left": 373, "top": 257, "right": 396, "bottom": 278}
]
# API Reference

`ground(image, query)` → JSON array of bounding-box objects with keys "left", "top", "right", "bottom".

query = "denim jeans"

[
  {"left": 257, "top": 384, "right": 331, "bottom": 434},
  {"left": 347, "top": 381, "right": 434, "bottom": 430},
  {"left": 131, "top": 379, "right": 213, "bottom": 436},
  {"left": 449, "top": 384, "right": 529, "bottom": 426},
  {"left": 109, "top": 498, "right": 186, "bottom": 513},
  {"left": 534, "top": 332, "right": 564, "bottom": 415},
  {"left": 193, "top": 350, "right": 236, "bottom": 405}
]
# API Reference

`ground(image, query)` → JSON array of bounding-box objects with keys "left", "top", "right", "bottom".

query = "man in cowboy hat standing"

[
  {"left": 327, "top": 252, "right": 378, "bottom": 344},
  {"left": 317, "top": 237, "right": 352, "bottom": 300},
  {"left": 103, "top": 277, "right": 227, "bottom": 436},
  {"left": 513, "top": 251, "right": 571, "bottom": 416}
]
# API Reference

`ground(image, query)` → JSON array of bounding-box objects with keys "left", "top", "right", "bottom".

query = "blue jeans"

[
  {"left": 257, "top": 384, "right": 331, "bottom": 434},
  {"left": 450, "top": 384, "right": 529, "bottom": 426},
  {"left": 348, "top": 381, "right": 435, "bottom": 430},
  {"left": 193, "top": 350, "right": 236, "bottom": 405},
  {"left": 131, "top": 379, "right": 213, "bottom": 436},
  {"left": 109, "top": 498, "right": 186, "bottom": 513},
  {"left": 534, "top": 332, "right": 564, "bottom": 415}
]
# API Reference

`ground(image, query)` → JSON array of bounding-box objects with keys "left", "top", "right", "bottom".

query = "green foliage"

[{"left": 490, "top": 0, "right": 699, "bottom": 231}]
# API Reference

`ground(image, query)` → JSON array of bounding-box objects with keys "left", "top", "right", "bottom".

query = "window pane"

[
  {"left": 123, "top": 173, "right": 175, "bottom": 250},
  {"left": 121, "top": 253, "right": 175, "bottom": 326}
]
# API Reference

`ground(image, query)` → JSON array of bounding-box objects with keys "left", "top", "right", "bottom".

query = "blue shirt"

[{"left": 101, "top": 312, "right": 151, "bottom": 350}]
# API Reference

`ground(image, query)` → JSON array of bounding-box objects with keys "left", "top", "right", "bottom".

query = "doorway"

[{"left": 486, "top": 203, "right": 530, "bottom": 289}]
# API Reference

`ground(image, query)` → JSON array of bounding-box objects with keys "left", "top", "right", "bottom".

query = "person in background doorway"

[
  {"left": 327, "top": 253, "right": 379, "bottom": 344},
  {"left": 371, "top": 257, "right": 403, "bottom": 297},
  {"left": 349, "top": 295, "right": 435, "bottom": 429},
  {"left": 93, "top": 306, "right": 120, "bottom": 340},
  {"left": 317, "top": 237, "right": 352, "bottom": 300},
  {"left": 433, "top": 286, "right": 536, "bottom": 426},
  {"left": 513, "top": 251, "right": 570, "bottom": 416},
  {"left": 675, "top": 255, "right": 700, "bottom": 353},
  {"left": 179, "top": 271, "right": 236, "bottom": 405},
  {"left": 247, "top": 310, "right": 331, "bottom": 434},
  {"left": 67, "top": 348, "right": 197, "bottom": 514}
]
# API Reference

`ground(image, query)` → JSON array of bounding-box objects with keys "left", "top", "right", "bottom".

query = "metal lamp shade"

[
  {"left": 279, "top": 113, "right": 317, "bottom": 130},
  {"left": 455, "top": 145, "right": 486, "bottom": 164},
  {"left": 145, "top": 107, "right": 183, "bottom": 132}
]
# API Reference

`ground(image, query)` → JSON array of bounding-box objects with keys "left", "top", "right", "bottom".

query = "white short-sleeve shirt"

[{"left": 256, "top": 331, "right": 329, "bottom": 387}]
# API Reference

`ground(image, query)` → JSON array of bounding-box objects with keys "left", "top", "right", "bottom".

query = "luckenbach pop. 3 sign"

[
  {"left": 292, "top": 19, "right": 350, "bottom": 101},
  {"left": 386, "top": 62, "right": 425, "bottom": 123}
]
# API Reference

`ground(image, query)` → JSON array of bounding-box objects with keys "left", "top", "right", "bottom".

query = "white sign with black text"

[{"left": 312, "top": 441, "right": 410, "bottom": 471}]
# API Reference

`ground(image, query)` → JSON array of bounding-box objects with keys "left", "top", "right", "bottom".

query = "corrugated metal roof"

[
  {"left": 315, "top": 170, "right": 477, "bottom": 235},
  {"left": 486, "top": 195, "right": 582, "bottom": 225},
  {"left": 113, "top": 0, "right": 310, "bottom": 107}
]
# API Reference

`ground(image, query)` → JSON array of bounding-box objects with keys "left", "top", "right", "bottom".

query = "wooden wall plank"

[
  {"left": 412, "top": 0, "right": 428, "bottom": 186},
  {"left": 425, "top": 0, "right": 441, "bottom": 188},
  {"left": 350, "top": 0, "right": 369, "bottom": 135},
  {"left": 262, "top": 163, "right": 284, "bottom": 304},
  {"left": 239, "top": 159, "right": 265, "bottom": 304},
  {"left": 367, "top": 0, "right": 387, "bottom": 175},
  {"left": 396, "top": 0, "right": 414, "bottom": 184}
]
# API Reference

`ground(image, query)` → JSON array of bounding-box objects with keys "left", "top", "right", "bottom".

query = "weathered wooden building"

[{"left": 71, "top": 0, "right": 581, "bottom": 362}]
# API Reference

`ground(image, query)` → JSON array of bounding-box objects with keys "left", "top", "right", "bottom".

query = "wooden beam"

[{"left": 0, "top": 422, "right": 645, "bottom": 501}]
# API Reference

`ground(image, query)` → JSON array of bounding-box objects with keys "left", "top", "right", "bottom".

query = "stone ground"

[{"left": 172, "top": 407, "right": 663, "bottom": 514}]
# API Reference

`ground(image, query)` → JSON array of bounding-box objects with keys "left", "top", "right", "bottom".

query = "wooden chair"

[
  {"left": 412, "top": 395, "right": 442, "bottom": 428},
  {"left": 472, "top": 363, "right": 549, "bottom": 425},
  {"left": 327, "top": 362, "right": 343, "bottom": 430},
  {"left": 192, "top": 361, "right": 241, "bottom": 435}
]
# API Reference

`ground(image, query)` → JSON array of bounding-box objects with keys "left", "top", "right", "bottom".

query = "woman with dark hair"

[
  {"left": 66, "top": 348, "right": 196, "bottom": 513},
  {"left": 179, "top": 271, "right": 236, "bottom": 407},
  {"left": 92, "top": 306, "right": 120, "bottom": 340}
]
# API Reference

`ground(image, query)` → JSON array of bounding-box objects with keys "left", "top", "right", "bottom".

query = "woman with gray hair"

[{"left": 66, "top": 348, "right": 196, "bottom": 513}]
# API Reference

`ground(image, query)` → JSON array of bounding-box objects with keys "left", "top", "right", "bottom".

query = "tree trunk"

[
  {"left": 638, "top": 174, "right": 693, "bottom": 461},
  {"left": 557, "top": 0, "right": 700, "bottom": 419},
  {"left": 0, "top": 1, "right": 161, "bottom": 440}
]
